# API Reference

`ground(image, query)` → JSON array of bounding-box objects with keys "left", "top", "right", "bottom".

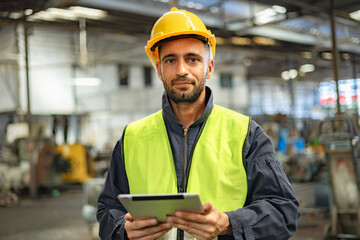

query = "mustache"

[{"left": 171, "top": 76, "right": 195, "bottom": 85}]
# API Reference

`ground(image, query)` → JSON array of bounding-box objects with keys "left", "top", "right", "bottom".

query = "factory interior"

[{"left": 0, "top": 0, "right": 360, "bottom": 239}]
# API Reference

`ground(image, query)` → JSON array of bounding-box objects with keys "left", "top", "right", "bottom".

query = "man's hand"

[
  {"left": 166, "top": 202, "right": 232, "bottom": 240},
  {"left": 124, "top": 213, "right": 172, "bottom": 240}
]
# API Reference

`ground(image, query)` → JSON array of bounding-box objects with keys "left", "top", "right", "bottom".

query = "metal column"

[
  {"left": 24, "top": 24, "right": 36, "bottom": 198},
  {"left": 329, "top": 0, "right": 341, "bottom": 115}
]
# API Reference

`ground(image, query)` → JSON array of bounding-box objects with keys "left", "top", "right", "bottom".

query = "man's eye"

[
  {"left": 189, "top": 57, "right": 198, "bottom": 63},
  {"left": 165, "top": 59, "right": 175, "bottom": 64}
]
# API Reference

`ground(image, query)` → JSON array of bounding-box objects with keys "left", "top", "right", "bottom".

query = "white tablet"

[{"left": 118, "top": 193, "right": 203, "bottom": 222}]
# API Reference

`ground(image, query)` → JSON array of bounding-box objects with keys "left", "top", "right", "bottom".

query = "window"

[
  {"left": 220, "top": 73, "right": 233, "bottom": 88},
  {"left": 144, "top": 66, "right": 152, "bottom": 87},
  {"left": 118, "top": 64, "right": 128, "bottom": 86}
]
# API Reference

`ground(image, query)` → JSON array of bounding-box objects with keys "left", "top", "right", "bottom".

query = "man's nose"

[{"left": 176, "top": 59, "right": 189, "bottom": 76}]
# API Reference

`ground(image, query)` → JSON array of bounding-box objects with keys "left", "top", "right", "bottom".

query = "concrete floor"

[{"left": 0, "top": 183, "right": 331, "bottom": 240}]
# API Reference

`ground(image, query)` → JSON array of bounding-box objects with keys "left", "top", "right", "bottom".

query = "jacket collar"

[{"left": 162, "top": 86, "right": 214, "bottom": 127}]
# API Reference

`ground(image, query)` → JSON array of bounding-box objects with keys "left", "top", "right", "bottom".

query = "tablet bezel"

[{"left": 117, "top": 193, "right": 203, "bottom": 222}]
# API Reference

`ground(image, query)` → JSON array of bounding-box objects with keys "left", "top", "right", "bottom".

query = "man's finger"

[
  {"left": 137, "top": 229, "right": 171, "bottom": 240},
  {"left": 174, "top": 211, "right": 208, "bottom": 223},
  {"left": 171, "top": 221, "right": 214, "bottom": 240},
  {"left": 125, "top": 218, "right": 157, "bottom": 231},
  {"left": 125, "top": 213, "right": 134, "bottom": 222},
  {"left": 127, "top": 222, "right": 171, "bottom": 239},
  {"left": 202, "top": 202, "right": 213, "bottom": 214}
]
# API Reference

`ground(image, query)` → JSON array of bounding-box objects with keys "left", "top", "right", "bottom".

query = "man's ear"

[
  {"left": 206, "top": 59, "right": 214, "bottom": 79},
  {"left": 156, "top": 61, "right": 162, "bottom": 81}
]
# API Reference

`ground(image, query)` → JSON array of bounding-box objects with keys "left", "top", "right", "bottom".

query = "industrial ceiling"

[{"left": 0, "top": 0, "right": 359, "bottom": 80}]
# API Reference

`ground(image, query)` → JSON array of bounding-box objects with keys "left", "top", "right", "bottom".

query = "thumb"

[
  {"left": 125, "top": 213, "right": 134, "bottom": 222},
  {"left": 202, "top": 202, "right": 213, "bottom": 214}
]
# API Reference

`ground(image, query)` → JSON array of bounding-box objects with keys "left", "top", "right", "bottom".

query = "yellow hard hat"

[{"left": 145, "top": 7, "right": 216, "bottom": 67}]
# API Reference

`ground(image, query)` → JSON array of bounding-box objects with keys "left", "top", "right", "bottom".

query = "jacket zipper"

[
  {"left": 183, "top": 127, "right": 189, "bottom": 191},
  {"left": 178, "top": 122, "right": 206, "bottom": 240},
  {"left": 184, "top": 121, "right": 206, "bottom": 191},
  {"left": 265, "top": 157, "right": 287, "bottom": 197}
]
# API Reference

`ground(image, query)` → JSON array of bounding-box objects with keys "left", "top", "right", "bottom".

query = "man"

[{"left": 97, "top": 7, "right": 300, "bottom": 240}]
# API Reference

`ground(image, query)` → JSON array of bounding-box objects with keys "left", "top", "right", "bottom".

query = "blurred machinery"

[
  {"left": 82, "top": 177, "right": 104, "bottom": 239},
  {"left": 0, "top": 120, "right": 96, "bottom": 200},
  {"left": 56, "top": 143, "right": 95, "bottom": 184},
  {"left": 320, "top": 115, "right": 360, "bottom": 239}
]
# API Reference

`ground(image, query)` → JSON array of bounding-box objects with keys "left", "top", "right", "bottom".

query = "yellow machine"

[{"left": 56, "top": 143, "right": 95, "bottom": 183}]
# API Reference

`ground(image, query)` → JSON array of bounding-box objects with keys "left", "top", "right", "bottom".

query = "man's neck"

[{"left": 169, "top": 90, "right": 206, "bottom": 128}]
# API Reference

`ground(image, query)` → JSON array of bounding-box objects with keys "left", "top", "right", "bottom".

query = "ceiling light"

[
  {"left": 31, "top": 11, "right": 56, "bottom": 21},
  {"left": 300, "top": 64, "right": 315, "bottom": 73},
  {"left": 216, "top": 37, "right": 226, "bottom": 45},
  {"left": 24, "top": 9, "right": 33, "bottom": 16},
  {"left": 72, "top": 77, "right": 101, "bottom": 86},
  {"left": 187, "top": 1, "right": 195, "bottom": 8},
  {"left": 281, "top": 71, "right": 290, "bottom": 81},
  {"left": 9, "top": 11, "right": 24, "bottom": 19},
  {"left": 48, "top": 8, "right": 78, "bottom": 21},
  {"left": 350, "top": 10, "right": 360, "bottom": 21},
  {"left": 351, "top": 37, "right": 360, "bottom": 44},
  {"left": 194, "top": 3, "right": 204, "bottom": 10},
  {"left": 68, "top": 6, "right": 107, "bottom": 20},
  {"left": 253, "top": 37, "right": 276, "bottom": 46},
  {"left": 179, "top": 0, "right": 187, "bottom": 6},
  {"left": 272, "top": 5, "right": 287, "bottom": 14},
  {"left": 210, "top": 7, "right": 219, "bottom": 13},
  {"left": 31, "top": 6, "right": 107, "bottom": 22},
  {"left": 289, "top": 69, "right": 298, "bottom": 79},
  {"left": 322, "top": 52, "right": 332, "bottom": 60},
  {"left": 301, "top": 51, "right": 312, "bottom": 59},
  {"left": 231, "top": 37, "right": 251, "bottom": 45},
  {"left": 255, "top": 8, "right": 276, "bottom": 18},
  {"left": 342, "top": 53, "right": 351, "bottom": 60},
  {"left": 281, "top": 69, "right": 298, "bottom": 80}
]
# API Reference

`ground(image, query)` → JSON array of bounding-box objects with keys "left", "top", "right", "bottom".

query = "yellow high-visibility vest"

[{"left": 123, "top": 105, "right": 249, "bottom": 212}]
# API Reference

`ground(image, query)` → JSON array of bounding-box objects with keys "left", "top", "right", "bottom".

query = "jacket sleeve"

[
  {"left": 225, "top": 120, "right": 300, "bottom": 240},
  {"left": 97, "top": 139, "right": 129, "bottom": 240}
]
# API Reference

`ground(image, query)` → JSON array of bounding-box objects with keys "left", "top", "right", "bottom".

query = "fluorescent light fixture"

[
  {"left": 31, "top": 11, "right": 56, "bottom": 21},
  {"left": 210, "top": 7, "right": 219, "bottom": 13},
  {"left": 216, "top": 37, "right": 226, "bottom": 45},
  {"left": 31, "top": 6, "right": 107, "bottom": 21},
  {"left": 194, "top": 3, "right": 204, "bottom": 10},
  {"left": 68, "top": 6, "right": 107, "bottom": 20},
  {"left": 272, "top": 5, "right": 287, "bottom": 14},
  {"left": 322, "top": 52, "right": 332, "bottom": 60},
  {"left": 342, "top": 53, "right": 351, "bottom": 60},
  {"left": 255, "top": 8, "right": 276, "bottom": 18},
  {"left": 281, "top": 69, "right": 298, "bottom": 80},
  {"left": 24, "top": 9, "right": 33, "bottom": 16},
  {"left": 231, "top": 37, "right": 251, "bottom": 45},
  {"left": 289, "top": 69, "right": 298, "bottom": 79},
  {"left": 253, "top": 37, "right": 276, "bottom": 46},
  {"left": 255, "top": 6, "right": 286, "bottom": 25},
  {"left": 301, "top": 51, "right": 312, "bottom": 59},
  {"left": 48, "top": 8, "right": 78, "bottom": 21},
  {"left": 350, "top": 10, "right": 360, "bottom": 21},
  {"left": 9, "top": 11, "right": 24, "bottom": 19},
  {"left": 281, "top": 71, "right": 290, "bottom": 81},
  {"left": 300, "top": 64, "right": 315, "bottom": 73},
  {"left": 73, "top": 77, "right": 101, "bottom": 86}
]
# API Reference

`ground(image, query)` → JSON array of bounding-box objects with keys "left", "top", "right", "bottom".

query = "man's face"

[{"left": 156, "top": 38, "right": 214, "bottom": 104}]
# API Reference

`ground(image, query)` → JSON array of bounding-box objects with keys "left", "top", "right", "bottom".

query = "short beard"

[{"left": 164, "top": 76, "right": 205, "bottom": 104}]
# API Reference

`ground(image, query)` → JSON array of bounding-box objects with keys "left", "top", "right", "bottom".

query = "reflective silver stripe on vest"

[{"left": 158, "top": 228, "right": 218, "bottom": 240}]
